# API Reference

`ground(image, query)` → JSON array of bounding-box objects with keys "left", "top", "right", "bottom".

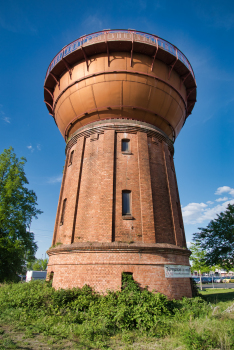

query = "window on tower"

[
  {"left": 122, "top": 190, "right": 131, "bottom": 216},
  {"left": 121, "top": 139, "right": 130, "bottom": 153},
  {"left": 60, "top": 198, "right": 67, "bottom": 225},
  {"left": 68, "top": 150, "right": 74, "bottom": 166}
]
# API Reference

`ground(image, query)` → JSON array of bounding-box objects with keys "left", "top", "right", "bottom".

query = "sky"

[{"left": 0, "top": 0, "right": 233, "bottom": 258}]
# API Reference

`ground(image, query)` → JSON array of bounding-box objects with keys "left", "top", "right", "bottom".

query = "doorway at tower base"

[{"left": 47, "top": 242, "right": 192, "bottom": 299}]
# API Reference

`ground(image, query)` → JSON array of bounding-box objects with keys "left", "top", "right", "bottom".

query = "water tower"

[{"left": 44, "top": 30, "right": 196, "bottom": 299}]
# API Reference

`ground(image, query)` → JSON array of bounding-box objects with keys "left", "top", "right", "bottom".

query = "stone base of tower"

[{"left": 47, "top": 242, "right": 192, "bottom": 299}]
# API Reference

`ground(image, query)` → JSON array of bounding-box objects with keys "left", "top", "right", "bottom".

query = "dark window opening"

[
  {"left": 122, "top": 190, "right": 131, "bottom": 215},
  {"left": 122, "top": 139, "right": 130, "bottom": 153},
  {"left": 69, "top": 150, "right": 74, "bottom": 165},
  {"left": 60, "top": 198, "right": 67, "bottom": 225},
  {"left": 176, "top": 201, "right": 183, "bottom": 228},
  {"left": 169, "top": 155, "right": 174, "bottom": 172},
  {"left": 48, "top": 271, "right": 54, "bottom": 282},
  {"left": 121, "top": 272, "right": 133, "bottom": 290}
]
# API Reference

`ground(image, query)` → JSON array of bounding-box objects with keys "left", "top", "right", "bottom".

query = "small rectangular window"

[
  {"left": 69, "top": 150, "right": 74, "bottom": 165},
  {"left": 122, "top": 139, "right": 130, "bottom": 153},
  {"left": 169, "top": 155, "right": 174, "bottom": 172},
  {"left": 60, "top": 198, "right": 67, "bottom": 225},
  {"left": 176, "top": 201, "right": 183, "bottom": 228},
  {"left": 122, "top": 190, "right": 131, "bottom": 215}
]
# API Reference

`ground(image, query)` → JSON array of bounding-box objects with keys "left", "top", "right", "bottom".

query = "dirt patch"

[
  {"left": 0, "top": 324, "right": 181, "bottom": 350},
  {"left": 0, "top": 324, "right": 78, "bottom": 350}
]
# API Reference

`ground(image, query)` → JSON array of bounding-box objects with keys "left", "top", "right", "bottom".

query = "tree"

[
  {"left": 189, "top": 243, "right": 210, "bottom": 274},
  {"left": 27, "top": 258, "right": 48, "bottom": 271},
  {"left": 193, "top": 204, "right": 234, "bottom": 271},
  {"left": 0, "top": 147, "right": 42, "bottom": 282}
]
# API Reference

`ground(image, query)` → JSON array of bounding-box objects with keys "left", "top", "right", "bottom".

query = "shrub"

[{"left": 0, "top": 276, "right": 216, "bottom": 347}]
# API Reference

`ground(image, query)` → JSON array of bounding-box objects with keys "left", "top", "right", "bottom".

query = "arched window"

[
  {"left": 122, "top": 139, "right": 130, "bottom": 153},
  {"left": 122, "top": 190, "right": 131, "bottom": 215},
  {"left": 60, "top": 198, "right": 67, "bottom": 225}
]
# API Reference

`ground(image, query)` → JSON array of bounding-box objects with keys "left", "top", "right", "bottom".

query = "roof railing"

[{"left": 45, "top": 29, "right": 195, "bottom": 83}]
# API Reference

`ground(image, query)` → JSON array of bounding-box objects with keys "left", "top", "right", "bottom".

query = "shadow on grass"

[{"left": 201, "top": 290, "right": 234, "bottom": 303}]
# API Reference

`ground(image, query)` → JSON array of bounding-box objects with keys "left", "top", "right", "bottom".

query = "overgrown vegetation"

[{"left": 0, "top": 276, "right": 234, "bottom": 349}]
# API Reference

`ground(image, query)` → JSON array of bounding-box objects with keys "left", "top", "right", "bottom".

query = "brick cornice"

[
  {"left": 65, "top": 119, "right": 174, "bottom": 155},
  {"left": 47, "top": 242, "right": 190, "bottom": 257}
]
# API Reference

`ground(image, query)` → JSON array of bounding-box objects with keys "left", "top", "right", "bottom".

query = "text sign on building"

[{"left": 164, "top": 265, "right": 191, "bottom": 278}]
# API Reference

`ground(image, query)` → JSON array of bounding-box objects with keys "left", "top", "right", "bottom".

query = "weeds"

[{"left": 0, "top": 277, "right": 234, "bottom": 349}]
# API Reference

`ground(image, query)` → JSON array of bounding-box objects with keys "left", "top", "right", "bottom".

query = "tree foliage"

[
  {"left": 27, "top": 258, "right": 48, "bottom": 271},
  {"left": 0, "top": 147, "right": 42, "bottom": 282},
  {"left": 193, "top": 204, "right": 234, "bottom": 270},
  {"left": 189, "top": 243, "right": 210, "bottom": 274}
]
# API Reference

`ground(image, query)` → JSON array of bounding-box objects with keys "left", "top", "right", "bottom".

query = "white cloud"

[
  {"left": 27, "top": 144, "right": 41, "bottom": 152},
  {"left": 182, "top": 199, "right": 234, "bottom": 225},
  {"left": 182, "top": 202, "right": 207, "bottom": 224},
  {"left": 0, "top": 105, "right": 10, "bottom": 123},
  {"left": 47, "top": 175, "right": 63, "bottom": 184},
  {"left": 2, "top": 116, "right": 10, "bottom": 123},
  {"left": 215, "top": 197, "right": 228, "bottom": 202},
  {"left": 186, "top": 241, "right": 192, "bottom": 248},
  {"left": 202, "top": 200, "right": 234, "bottom": 221},
  {"left": 215, "top": 186, "right": 234, "bottom": 196},
  {"left": 206, "top": 201, "right": 214, "bottom": 204},
  {"left": 27, "top": 145, "right": 34, "bottom": 152}
]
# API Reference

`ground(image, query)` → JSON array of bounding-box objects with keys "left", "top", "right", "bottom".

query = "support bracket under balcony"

[
  {"left": 44, "top": 86, "right": 54, "bottom": 100},
  {"left": 168, "top": 56, "right": 178, "bottom": 80},
  {"left": 151, "top": 39, "right": 158, "bottom": 72},
  {"left": 62, "top": 58, "right": 72, "bottom": 79},
  {"left": 186, "top": 87, "right": 196, "bottom": 101},
  {"left": 180, "top": 72, "right": 190, "bottom": 89},
  {"left": 81, "top": 47, "right": 89, "bottom": 71},
  {"left": 130, "top": 33, "right": 134, "bottom": 67},
  {"left": 50, "top": 73, "right": 60, "bottom": 90}
]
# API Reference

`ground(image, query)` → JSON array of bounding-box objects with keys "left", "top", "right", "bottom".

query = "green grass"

[
  {"left": 0, "top": 278, "right": 234, "bottom": 349},
  {"left": 201, "top": 288, "right": 234, "bottom": 303}
]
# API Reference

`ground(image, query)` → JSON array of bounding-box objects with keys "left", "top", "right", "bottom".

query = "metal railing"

[{"left": 45, "top": 29, "right": 195, "bottom": 83}]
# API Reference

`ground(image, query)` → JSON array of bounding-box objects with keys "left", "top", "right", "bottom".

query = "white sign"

[{"left": 164, "top": 265, "right": 191, "bottom": 278}]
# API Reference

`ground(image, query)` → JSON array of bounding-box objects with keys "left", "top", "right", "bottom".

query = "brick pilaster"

[
  {"left": 137, "top": 132, "right": 155, "bottom": 243},
  {"left": 98, "top": 129, "right": 115, "bottom": 242}
]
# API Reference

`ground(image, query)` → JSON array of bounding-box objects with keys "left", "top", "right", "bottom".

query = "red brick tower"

[{"left": 44, "top": 30, "right": 196, "bottom": 299}]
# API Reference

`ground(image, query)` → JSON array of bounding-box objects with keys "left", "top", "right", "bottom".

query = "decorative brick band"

[
  {"left": 66, "top": 119, "right": 174, "bottom": 155},
  {"left": 47, "top": 242, "right": 190, "bottom": 257}
]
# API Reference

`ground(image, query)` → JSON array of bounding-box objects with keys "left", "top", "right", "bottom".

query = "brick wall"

[
  {"left": 53, "top": 122, "right": 186, "bottom": 247},
  {"left": 48, "top": 120, "right": 191, "bottom": 298},
  {"left": 47, "top": 243, "right": 191, "bottom": 299}
]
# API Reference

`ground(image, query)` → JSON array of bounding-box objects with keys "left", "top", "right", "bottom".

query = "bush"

[{"left": 0, "top": 276, "right": 222, "bottom": 348}]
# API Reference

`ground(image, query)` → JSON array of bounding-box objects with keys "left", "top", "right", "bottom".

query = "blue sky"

[{"left": 0, "top": 0, "right": 233, "bottom": 258}]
